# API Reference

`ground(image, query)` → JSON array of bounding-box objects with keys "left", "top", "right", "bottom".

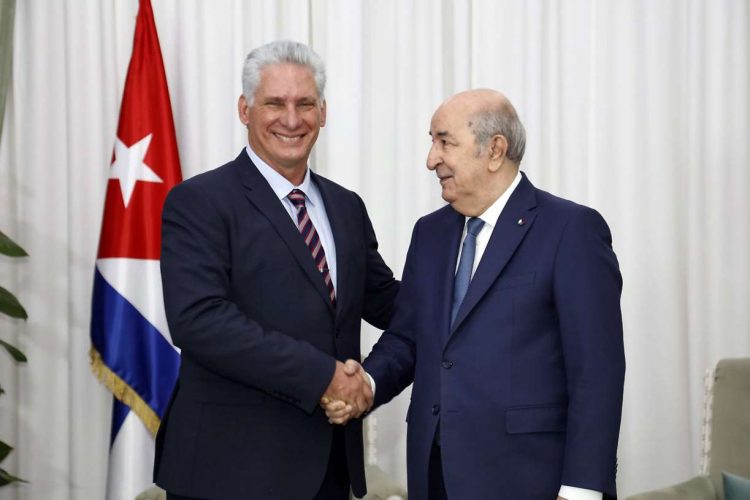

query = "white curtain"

[{"left": 0, "top": 0, "right": 748, "bottom": 498}]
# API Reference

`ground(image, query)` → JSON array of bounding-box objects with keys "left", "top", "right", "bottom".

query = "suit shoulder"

[
  {"left": 166, "top": 159, "right": 240, "bottom": 206},
  {"left": 172, "top": 160, "right": 237, "bottom": 193},
  {"left": 312, "top": 172, "right": 359, "bottom": 198},
  {"left": 534, "top": 187, "right": 607, "bottom": 223},
  {"left": 535, "top": 187, "right": 581, "bottom": 211},
  {"left": 311, "top": 172, "right": 370, "bottom": 216},
  {"left": 531, "top": 187, "right": 615, "bottom": 251}
]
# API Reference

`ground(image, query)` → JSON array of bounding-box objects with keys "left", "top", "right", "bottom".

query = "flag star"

[{"left": 110, "top": 133, "right": 163, "bottom": 207}]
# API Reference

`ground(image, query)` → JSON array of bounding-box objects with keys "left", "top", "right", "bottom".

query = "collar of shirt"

[
  {"left": 457, "top": 170, "right": 523, "bottom": 276},
  {"left": 244, "top": 144, "right": 322, "bottom": 208},
  {"left": 469, "top": 169, "right": 523, "bottom": 231},
  {"left": 243, "top": 145, "right": 338, "bottom": 290}
]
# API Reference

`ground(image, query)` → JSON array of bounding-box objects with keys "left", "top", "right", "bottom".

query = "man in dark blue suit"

[
  {"left": 153, "top": 40, "right": 398, "bottom": 500},
  {"left": 326, "top": 89, "right": 625, "bottom": 499}
]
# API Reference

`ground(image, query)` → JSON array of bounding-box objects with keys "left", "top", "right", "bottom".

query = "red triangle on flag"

[{"left": 97, "top": 0, "right": 182, "bottom": 260}]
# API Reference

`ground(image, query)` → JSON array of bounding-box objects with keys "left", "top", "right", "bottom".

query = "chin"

[
  {"left": 441, "top": 190, "right": 456, "bottom": 204},
  {"left": 274, "top": 151, "right": 308, "bottom": 164}
]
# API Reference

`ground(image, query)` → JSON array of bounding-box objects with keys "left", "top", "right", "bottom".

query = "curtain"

[{"left": 0, "top": 1, "right": 748, "bottom": 498}]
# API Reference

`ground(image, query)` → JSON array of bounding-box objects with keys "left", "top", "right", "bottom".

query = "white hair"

[
  {"left": 471, "top": 103, "right": 526, "bottom": 163},
  {"left": 242, "top": 40, "right": 326, "bottom": 105}
]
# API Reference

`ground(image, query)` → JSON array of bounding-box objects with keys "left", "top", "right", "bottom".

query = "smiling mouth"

[{"left": 273, "top": 132, "right": 305, "bottom": 144}]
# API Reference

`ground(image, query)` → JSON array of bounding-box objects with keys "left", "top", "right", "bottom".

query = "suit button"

[
  {"left": 432, "top": 404, "right": 440, "bottom": 415},
  {"left": 441, "top": 360, "right": 453, "bottom": 369}
]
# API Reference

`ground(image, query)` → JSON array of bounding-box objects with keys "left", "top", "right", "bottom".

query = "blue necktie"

[{"left": 451, "top": 217, "right": 485, "bottom": 325}]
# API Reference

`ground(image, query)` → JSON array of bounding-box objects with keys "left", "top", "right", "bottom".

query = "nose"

[
  {"left": 280, "top": 104, "right": 302, "bottom": 129},
  {"left": 426, "top": 143, "right": 440, "bottom": 170}
]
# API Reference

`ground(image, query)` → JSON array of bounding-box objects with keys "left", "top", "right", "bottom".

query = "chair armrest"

[{"left": 624, "top": 475, "right": 716, "bottom": 500}]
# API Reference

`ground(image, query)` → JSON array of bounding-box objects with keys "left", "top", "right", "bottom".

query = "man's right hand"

[{"left": 321, "top": 360, "right": 372, "bottom": 424}]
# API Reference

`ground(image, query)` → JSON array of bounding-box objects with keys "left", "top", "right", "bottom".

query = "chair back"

[{"left": 705, "top": 358, "right": 750, "bottom": 497}]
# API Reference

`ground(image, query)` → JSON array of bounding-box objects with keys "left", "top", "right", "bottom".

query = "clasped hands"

[{"left": 320, "top": 359, "right": 372, "bottom": 425}]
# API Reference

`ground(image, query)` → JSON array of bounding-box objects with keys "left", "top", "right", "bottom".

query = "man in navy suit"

[
  {"left": 326, "top": 89, "right": 625, "bottom": 499},
  {"left": 153, "top": 40, "right": 398, "bottom": 500}
]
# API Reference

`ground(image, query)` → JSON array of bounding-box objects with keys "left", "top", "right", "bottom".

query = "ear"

[
  {"left": 487, "top": 134, "right": 508, "bottom": 172},
  {"left": 238, "top": 94, "right": 250, "bottom": 126},
  {"left": 319, "top": 99, "right": 327, "bottom": 127}
]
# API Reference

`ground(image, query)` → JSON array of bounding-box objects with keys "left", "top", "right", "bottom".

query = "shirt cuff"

[
  {"left": 365, "top": 372, "right": 376, "bottom": 397},
  {"left": 558, "top": 485, "right": 603, "bottom": 500}
]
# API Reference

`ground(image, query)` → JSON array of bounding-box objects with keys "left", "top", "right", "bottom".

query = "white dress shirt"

[
  {"left": 455, "top": 170, "right": 523, "bottom": 276},
  {"left": 457, "top": 170, "right": 602, "bottom": 500},
  {"left": 245, "top": 145, "right": 338, "bottom": 291}
]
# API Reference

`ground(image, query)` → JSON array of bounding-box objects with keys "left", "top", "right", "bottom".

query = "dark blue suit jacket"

[
  {"left": 364, "top": 173, "right": 625, "bottom": 500},
  {"left": 154, "top": 150, "right": 398, "bottom": 499}
]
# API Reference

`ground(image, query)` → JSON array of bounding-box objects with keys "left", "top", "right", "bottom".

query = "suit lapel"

[
  {"left": 449, "top": 173, "right": 538, "bottom": 336},
  {"left": 430, "top": 208, "right": 465, "bottom": 345},
  {"left": 313, "top": 172, "right": 348, "bottom": 321},
  {"left": 234, "top": 152, "right": 334, "bottom": 314}
]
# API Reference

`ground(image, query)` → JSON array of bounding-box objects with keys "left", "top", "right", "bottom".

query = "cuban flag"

[{"left": 90, "top": 1, "right": 182, "bottom": 498}]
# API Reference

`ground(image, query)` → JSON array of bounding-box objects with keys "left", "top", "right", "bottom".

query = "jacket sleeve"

[
  {"left": 356, "top": 194, "right": 400, "bottom": 330},
  {"left": 553, "top": 206, "right": 625, "bottom": 496},
  {"left": 160, "top": 181, "right": 335, "bottom": 414},
  {"left": 364, "top": 220, "right": 420, "bottom": 407}
]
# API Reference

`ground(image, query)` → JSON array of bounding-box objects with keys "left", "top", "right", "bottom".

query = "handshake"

[{"left": 320, "top": 359, "right": 373, "bottom": 425}]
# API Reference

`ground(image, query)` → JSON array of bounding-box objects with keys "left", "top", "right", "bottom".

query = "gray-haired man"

[{"left": 154, "top": 40, "right": 398, "bottom": 500}]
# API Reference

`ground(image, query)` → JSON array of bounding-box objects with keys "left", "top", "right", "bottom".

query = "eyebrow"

[
  {"left": 263, "top": 95, "right": 318, "bottom": 103},
  {"left": 429, "top": 130, "right": 452, "bottom": 139}
]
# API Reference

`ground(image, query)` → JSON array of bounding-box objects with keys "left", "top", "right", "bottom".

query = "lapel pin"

[{"left": 517, "top": 218, "right": 525, "bottom": 226}]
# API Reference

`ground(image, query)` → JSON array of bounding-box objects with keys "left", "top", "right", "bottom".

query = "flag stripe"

[
  {"left": 91, "top": 268, "right": 179, "bottom": 430},
  {"left": 90, "top": 1, "right": 182, "bottom": 495},
  {"left": 106, "top": 410, "right": 156, "bottom": 500},
  {"left": 111, "top": 399, "right": 130, "bottom": 444},
  {"left": 96, "top": 257, "right": 171, "bottom": 342}
]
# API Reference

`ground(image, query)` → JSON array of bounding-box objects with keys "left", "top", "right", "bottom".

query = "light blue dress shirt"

[{"left": 245, "top": 145, "right": 338, "bottom": 292}]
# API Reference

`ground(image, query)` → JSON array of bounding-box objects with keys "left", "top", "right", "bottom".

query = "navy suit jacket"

[
  {"left": 364, "top": 173, "right": 625, "bottom": 500},
  {"left": 154, "top": 150, "right": 399, "bottom": 499}
]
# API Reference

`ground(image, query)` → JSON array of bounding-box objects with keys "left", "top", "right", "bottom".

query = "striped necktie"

[{"left": 288, "top": 189, "right": 336, "bottom": 305}]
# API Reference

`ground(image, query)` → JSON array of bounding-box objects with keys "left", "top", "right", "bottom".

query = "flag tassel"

[{"left": 90, "top": 347, "right": 161, "bottom": 436}]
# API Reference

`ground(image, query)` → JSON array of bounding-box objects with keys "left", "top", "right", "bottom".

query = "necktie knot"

[
  {"left": 466, "top": 217, "right": 484, "bottom": 237},
  {"left": 288, "top": 189, "right": 307, "bottom": 209}
]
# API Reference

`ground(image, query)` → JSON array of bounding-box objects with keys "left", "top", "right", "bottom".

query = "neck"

[
  {"left": 487, "top": 165, "right": 518, "bottom": 205},
  {"left": 456, "top": 166, "right": 519, "bottom": 217},
  {"left": 273, "top": 164, "right": 307, "bottom": 186}
]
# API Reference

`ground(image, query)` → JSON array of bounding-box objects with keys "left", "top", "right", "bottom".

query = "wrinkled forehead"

[{"left": 430, "top": 101, "right": 473, "bottom": 136}]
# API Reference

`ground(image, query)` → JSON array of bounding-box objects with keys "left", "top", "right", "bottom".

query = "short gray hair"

[
  {"left": 471, "top": 103, "right": 526, "bottom": 163},
  {"left": 242, "top": 40, "right": 326, "bottom": 105}
]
